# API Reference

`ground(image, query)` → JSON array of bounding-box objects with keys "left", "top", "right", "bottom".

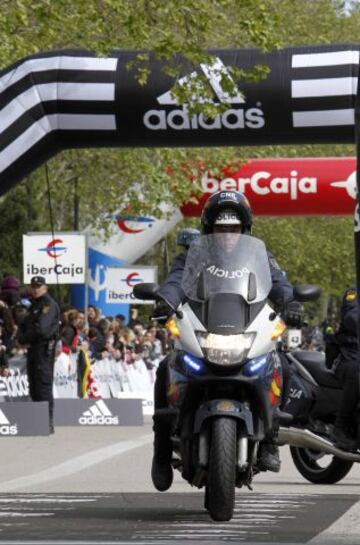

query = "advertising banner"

[
  {"left": 106, "top": 266, "right": 157, "bottom": 304},
  {"left": 54, "top": 398, "right": 143, "bottom": 426},
  {"left": 0, "top": 402, "right": 49, "bottom": 436},
  {"left": 23, "top": 233, "right": 86, "bottom": 284},
  {"left": 53, "top": 353, "right": 78, "bottom": 399},
  {"left": 4, "top": 353, "right": 155, "bottom": 416},
  {"left": 0, "top": 356, "right": 29, "bottom": 400},
  {"left": 89, "top": 206, "right": 182, "bottom": 263},
  {"left": 71, "top": 248, "right": 129, "bottom": 320},
  {"left": 181, "top": 158, "right": 357, "bottom": 217},
  {"left": 1, "top": 45, "right": 360, "bottom": 191}
]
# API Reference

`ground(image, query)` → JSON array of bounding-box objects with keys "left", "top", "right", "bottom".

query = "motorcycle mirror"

[
  {"left": 133, "top": 282, "right": 159, "bottom": 301},
  {"left": 293, "top": 284, "right": 321, "bottom": 302}
]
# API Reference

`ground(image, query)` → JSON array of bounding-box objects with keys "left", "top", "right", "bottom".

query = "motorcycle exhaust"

[{"left": 278, "top": 427, "right": 360, "bottom": 462}]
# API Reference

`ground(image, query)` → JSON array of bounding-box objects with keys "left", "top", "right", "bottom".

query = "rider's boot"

[
  {"left": 151, "top": 422, "right": 173, "bottom": 492},
  {"left": 257, "top": 440, "right": 281, "bottom": 472}
]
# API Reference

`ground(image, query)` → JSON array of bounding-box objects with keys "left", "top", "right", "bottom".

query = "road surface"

[{"left": 0, "top": 418, "right": 359, "bottom": 544}]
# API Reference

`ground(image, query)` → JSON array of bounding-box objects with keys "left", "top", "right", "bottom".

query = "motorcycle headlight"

[{"left": 196, "top": 332, "right": 256, "bottom": 366}]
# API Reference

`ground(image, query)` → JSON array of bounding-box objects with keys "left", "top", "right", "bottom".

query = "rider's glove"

[
  {"left": 151, "top": 299, "right": 174, "bottom": 323},
  {"left": 283, "top": 301, "right": 304, "bottom": 328}
]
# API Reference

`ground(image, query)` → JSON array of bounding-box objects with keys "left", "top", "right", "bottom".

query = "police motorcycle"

[
  {"left": 135, "top": 233, "right": 315, "bottom": 521},
  {"left": 279, "top": 340, "right": 360, "bottom": 485}
]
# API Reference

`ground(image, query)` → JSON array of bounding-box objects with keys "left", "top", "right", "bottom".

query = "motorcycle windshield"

[{"left": 181, "top": 234, "right": 272, "bottom": 305}]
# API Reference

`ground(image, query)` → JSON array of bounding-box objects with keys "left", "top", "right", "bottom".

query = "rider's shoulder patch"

[{"left": 345, "top": 289, "right": 357, "bottom": 302}]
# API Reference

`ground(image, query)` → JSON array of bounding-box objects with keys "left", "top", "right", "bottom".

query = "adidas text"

[
  {"left": 143, "top": 106, "right": 265, "bottom": 131},
  {"left": 79, "top": 415, "right": 119, "bottom": 425},
  {"left": 0, "top": 425, "right": 18, "bottom": 435}
]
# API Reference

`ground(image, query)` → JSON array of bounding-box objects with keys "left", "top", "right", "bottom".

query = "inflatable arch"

[{"left": 1, "top": 44, "right": 359, "bottom": 191}]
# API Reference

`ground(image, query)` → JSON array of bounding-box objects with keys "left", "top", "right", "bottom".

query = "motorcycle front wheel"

[
  {"left": 290, "top": 446, "right": 353, "bottom": 484},
  {"left": 207, "top": 417, "right": 237, "bottom": 521}
]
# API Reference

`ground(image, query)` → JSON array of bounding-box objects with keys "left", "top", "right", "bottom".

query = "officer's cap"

[{"left": 30, "top": 276, "right": 46, "bottom": 286}]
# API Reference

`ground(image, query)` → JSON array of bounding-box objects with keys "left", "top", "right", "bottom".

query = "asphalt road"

[{"left": 0, "top": 419, "right": 359, "bottom": 544}]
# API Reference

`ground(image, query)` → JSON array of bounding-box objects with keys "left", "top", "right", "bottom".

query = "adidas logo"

[
  {"left": 79, "top": 400, "right": 119, "bottom": 426},
  {"left": 0, "top": 408, "right": 18, "bottom": 435},
  {"left": 143, "top": 57, "right": 265, "bottom": 131}
]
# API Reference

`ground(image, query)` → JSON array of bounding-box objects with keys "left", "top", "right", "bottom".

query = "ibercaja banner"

[{"left": 181, "top": 157, "right": 357, "bottom": 217}]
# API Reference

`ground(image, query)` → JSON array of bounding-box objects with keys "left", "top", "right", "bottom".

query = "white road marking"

[
  {"left": 0, "top": 435, "right": 152, "bottom": 491},
  {"left": 133, "top": 495, "right": 312, "bottom": 543},
  {"left": 0, "top": 513, "right": 54, "bottom": 517},
  {"left": 0, "top": 498, "right": 98, "bottom": 503},
  {"left": 309, "top": 499, "right": 360, "bottom": 544}
]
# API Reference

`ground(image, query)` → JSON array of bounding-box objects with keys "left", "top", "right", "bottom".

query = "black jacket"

[
  {"left": 158, "top": 248, "right": 294, "bottom": 309},
  {"left": 336, "top": 287, "right": 359, "bottom": 360},
  {"left": 18, "top": 293, "right": 60, "bottom": 346}
]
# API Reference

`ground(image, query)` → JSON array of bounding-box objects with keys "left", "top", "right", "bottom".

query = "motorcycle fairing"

[
  {"left": 165, "top": 350, "right": 280, "bottom": 437},
  {"left": 194, "top": 399, "right": 254, "bottom": 436}
]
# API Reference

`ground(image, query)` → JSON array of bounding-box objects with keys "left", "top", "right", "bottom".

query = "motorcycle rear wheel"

[
  {"left": 290, "top": 446, "right": 353, "bottom": 484},
  {"left": 207, "top": 417, "right": 237, "bottom": 521}
]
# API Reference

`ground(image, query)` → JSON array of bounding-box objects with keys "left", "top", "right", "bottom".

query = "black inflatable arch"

[
  {"left": 1, "top": 44, "right": 359, "bottom": 190},
  {"left": 1, "top": 43, "right": 360, "bottom": 326}
]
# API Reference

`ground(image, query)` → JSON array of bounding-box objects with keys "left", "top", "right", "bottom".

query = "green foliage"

[
  {"left": 0, "top": 0, "right": 279, "bottom": 114},
  {"left": 253, "top": 216, "right": 355, "bottom": 296},
  {"left": 0, "top": 182, "right": 37, "bottom": 278}
]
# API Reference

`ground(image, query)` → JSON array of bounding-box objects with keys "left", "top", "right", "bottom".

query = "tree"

[{"left": 0, "top": 181, "right": 40, "bottom": 278}]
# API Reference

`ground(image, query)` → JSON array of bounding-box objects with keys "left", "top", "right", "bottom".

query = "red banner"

[{"left": 181, "top": 158, "right": 356, "bottom": 216}]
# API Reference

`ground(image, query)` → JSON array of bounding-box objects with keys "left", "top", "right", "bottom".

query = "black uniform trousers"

[
  {"left": 154, "top": 356, "right": 169, "bottom": 413},
  {"left": 27, "top": 341, "right": 55, "bottom": 419},
  {"left": 333, "top": 349, "right": 359, "bottom": 427}
]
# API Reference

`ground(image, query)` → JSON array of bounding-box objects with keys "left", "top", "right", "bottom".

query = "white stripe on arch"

[
  {"left": 0, "top": 82, "right": 115, "bottom": 134},
  {"left": 293, "top": 108, "right": 355, "bottom": 127},
  {"left": 0, "top": 56, "right": 118, "bottom": 91},
  {"left": 0, "top": 114, "right": 116, "bottom": 172},
  {"left": 292, "top": 50, "right": 360, "bottom": 68},
  {"left": 292, "top": 77, "right": 358, "bottom": 98}
]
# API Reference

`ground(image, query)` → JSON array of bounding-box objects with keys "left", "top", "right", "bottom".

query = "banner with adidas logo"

[
  {"left": 0, "top": 402, "right": 49, "bottom": 436},
  {"left": 79, "top": 399, "right": 119, "bottom": 425},
  {"left": 1, "top": 44, "right": 359, "bottom": 192},
  {"left": 0, "top": 407, "right": 17, "bottom": 435},
  {"left": 54, "top": 398, "right": 143, "bottom": 426}
]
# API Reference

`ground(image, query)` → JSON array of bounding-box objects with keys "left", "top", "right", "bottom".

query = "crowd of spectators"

[
  {"left": 0, "top": 274, "right": 174, "bottom": 376},
  {"left": 60, "top": 305, "right": 173, "bottom": 370}
]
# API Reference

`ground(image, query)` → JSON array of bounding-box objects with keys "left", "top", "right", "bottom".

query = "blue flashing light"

[
  {"left": 183, "top": 353, "right": 203, "bottom": 372},
  {"left": 244, "top": 355, "right": 268, "bottom": 376}
]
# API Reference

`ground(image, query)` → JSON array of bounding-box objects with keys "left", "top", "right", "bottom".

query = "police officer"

[
  {"left": 326, "top": 287, "right": 360, "bottom": 450},
  {"left": 18, "top": 276, "right": 60, "bottom": 434},
  {"left": 151, "top": 191, "right": 303, "bottom": 491}
]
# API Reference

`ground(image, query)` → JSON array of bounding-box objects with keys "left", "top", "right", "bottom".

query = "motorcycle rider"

[
  {"left": 326, "top": 287, "right": 360, "bottom": 451},
  {"left": 151, "top": 190, "right": 303, "bottom": 491}
]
